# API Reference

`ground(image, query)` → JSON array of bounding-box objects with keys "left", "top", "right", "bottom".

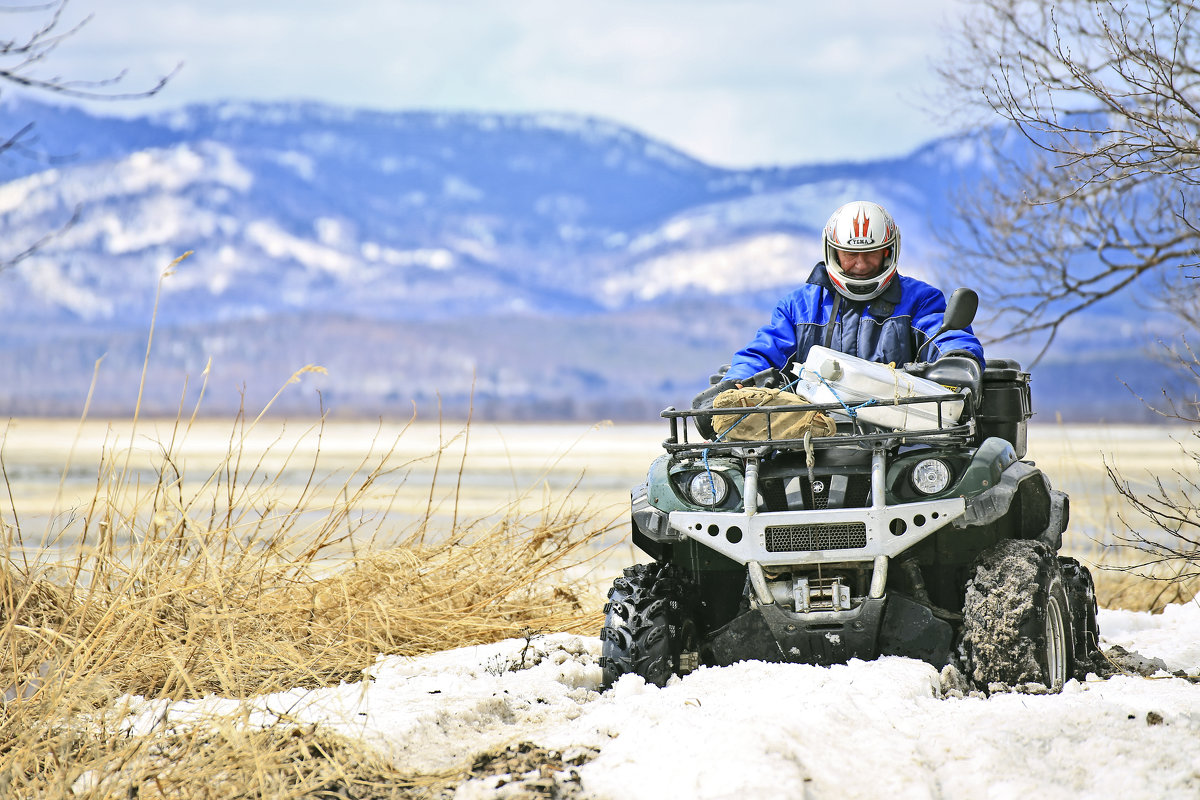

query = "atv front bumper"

[
  {"left": 635, "top": 442, "right": 969, "bottom": 567},
  {"left": 669, "top": 496, "right": 966, "bottom": 567}
]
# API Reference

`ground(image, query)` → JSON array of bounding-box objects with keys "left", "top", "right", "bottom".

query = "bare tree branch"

[
  {"left": 939, "top": 2, "right": 1200, "bottom": 599},
  {"left": 0, "top": 0, "right": 177, "bottom": 100},
  {"left": 0, "top": 0, "right": 176, "bottom": 270},
  {"left": 936, "top": 0, "right": 1200, "bottom": 357}
]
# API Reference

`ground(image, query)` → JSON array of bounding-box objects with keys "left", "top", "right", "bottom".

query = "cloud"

[{"left": 51, "top": 0, "right": 963, "bottom": 166}]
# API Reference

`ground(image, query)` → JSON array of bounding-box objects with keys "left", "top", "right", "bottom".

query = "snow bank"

[
  {"left": 115, "top": 602, "right": 1200, "bottom": 799},
  {"left": 1098, "top": 604, "right": 1200, "bottom": 674}
]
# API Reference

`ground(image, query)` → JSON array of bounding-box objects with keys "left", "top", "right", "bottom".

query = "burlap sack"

[{"left": 711, "top": 387, "right": 837, "bottom": 441}]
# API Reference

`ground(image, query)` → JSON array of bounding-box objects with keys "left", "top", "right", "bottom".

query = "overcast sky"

[{"left": 26, "top": 0, "right": 966, "bottom": 168}]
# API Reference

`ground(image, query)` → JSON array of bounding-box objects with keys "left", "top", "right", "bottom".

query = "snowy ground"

[{"left": 117, "top": 603, "right": 1200, "bottom": 799}]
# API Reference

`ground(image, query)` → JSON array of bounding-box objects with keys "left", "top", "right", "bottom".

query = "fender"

[{"left": 953, "top": 456, "right": 1070, "bottom": 548}]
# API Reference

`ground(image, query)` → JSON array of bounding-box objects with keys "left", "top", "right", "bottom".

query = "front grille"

[
  {"left": 764, "top": 474, "right": 872, "bottom": 512},
  {"left": 802, "top": 474, "right": 871, "bottom": 510},
  {"left": 765, "top": 522, "right": 868, "bottom": 552}
]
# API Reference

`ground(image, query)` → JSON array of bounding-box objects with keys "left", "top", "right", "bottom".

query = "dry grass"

[
  {"left": 0, "top": 400, "right": 615, "bottom": 798},
  {"left": 0, "top": 259, "right": 616, "bottom": 797},
  {"left": 0, "top": 411, "right": 614, "bottom": 692},
  {"left": 1091, "top": 560, "right": 1200, "bottom": 612},
  {"left": 0, "top": 721, "right": 438, "bottom": 800}
]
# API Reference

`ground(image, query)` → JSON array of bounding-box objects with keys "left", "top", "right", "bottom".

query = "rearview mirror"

[{"left": 943, "top": 288, "right": 979, "bottom": 332}]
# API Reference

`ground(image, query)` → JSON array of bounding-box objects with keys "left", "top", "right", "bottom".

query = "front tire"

[
  {"left": 600, "top": 562, "right": 700, "bottom": 689},
  {"left": 961, "top": 539, "right": 1074, "bottom": 690}
]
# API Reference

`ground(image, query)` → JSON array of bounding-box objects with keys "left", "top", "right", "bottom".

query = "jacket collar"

[{"left": 808, "top": 262, "right": 902, "bottom": 306}]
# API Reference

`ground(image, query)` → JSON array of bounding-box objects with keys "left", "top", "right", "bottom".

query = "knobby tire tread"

[{"left": 600, "top": 562, "right": 698, "bottom": 688}]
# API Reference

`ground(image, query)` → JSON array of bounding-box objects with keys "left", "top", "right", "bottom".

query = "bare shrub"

[
  {"left": 936, "top": 0, "right": 1200, "bottom": 608},
  {"left": 1096, "top": 357, "right": 1200, "bottom": 610}
]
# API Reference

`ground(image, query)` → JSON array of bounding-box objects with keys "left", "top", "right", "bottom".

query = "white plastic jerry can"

[{"left": 797, "top": 346, "right": 964, "bottom": 430}]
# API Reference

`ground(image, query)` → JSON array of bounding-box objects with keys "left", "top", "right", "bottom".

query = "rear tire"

[
  {"left": 1059, "top": 556, "right": 1101, "bottom": 678},
  {"left": 961, "top": 539, "right": 1074, "bottom": 691},
  {"left": 600, "top": 562, "right": 700, "bottom": 689}
]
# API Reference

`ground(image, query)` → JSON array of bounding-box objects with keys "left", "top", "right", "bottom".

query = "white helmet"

[{"left": 822, "top": 200, "right": 901, "bottom": 301}]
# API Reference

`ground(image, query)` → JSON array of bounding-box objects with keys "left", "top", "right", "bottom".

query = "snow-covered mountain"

[{"left": 0, "top": 97, "right": 1177, "bottom": 420}]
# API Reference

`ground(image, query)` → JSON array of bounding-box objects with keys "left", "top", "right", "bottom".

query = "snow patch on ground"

[
  {"left": 1097, "top": 603, "right": 1200, "bottom": 674},
  {"left": 111, "top": 602, "right": 1200, "bottom": 799},
  {"left": 244, "top": 219, "right": 358, "bottom": 276}
]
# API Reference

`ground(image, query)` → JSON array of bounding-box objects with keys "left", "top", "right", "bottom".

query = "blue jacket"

[{"left": 725, "top": 264, "right": 984, "bottom": 381}]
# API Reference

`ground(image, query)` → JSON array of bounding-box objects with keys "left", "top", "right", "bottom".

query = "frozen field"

[{"left": 0, "top": 417, "right": 1191, "bottom": 564}]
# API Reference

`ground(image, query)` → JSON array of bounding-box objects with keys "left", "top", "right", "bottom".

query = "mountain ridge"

[{"left": 0, "top": 96, "right": 1179, "bottom": 421}]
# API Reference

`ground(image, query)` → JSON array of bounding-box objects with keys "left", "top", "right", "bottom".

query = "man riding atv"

[
  {"left": 721, "top": 199, "right": 983, "bottom": 389},
  {"left": 600, "top": 200, "right": 1099, "bottom": 693}
]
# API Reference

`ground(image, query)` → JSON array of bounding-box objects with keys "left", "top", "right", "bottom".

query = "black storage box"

[{"left": 977, "top": 358, "right": 1032, "bottom": 458}]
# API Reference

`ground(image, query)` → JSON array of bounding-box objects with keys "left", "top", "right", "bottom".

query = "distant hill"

[{"left": 0, "top": 96, "right": 1181, "bottom": 421}]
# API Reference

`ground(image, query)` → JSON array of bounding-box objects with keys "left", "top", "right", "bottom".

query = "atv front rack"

[{"left": 663, "top": 391, "right": 975, "bottom": 456}]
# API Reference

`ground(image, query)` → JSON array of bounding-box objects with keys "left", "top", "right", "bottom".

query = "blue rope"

[
  {"left": 699, "top": 376, "right": 810, "bottom": 502},
  {"left": 796, "top": 366, "right": 878, "bottom": 420},
  {"left": 701, "top": 447, "right": 717, "bottom": 503}
]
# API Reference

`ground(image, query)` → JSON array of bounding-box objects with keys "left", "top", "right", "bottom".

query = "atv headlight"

[
  {"left": 688, "top": 471, "right": 728, "bottom": 506},
  {"left": 911, "top": 458, "right": 951, "bottom": 495}
]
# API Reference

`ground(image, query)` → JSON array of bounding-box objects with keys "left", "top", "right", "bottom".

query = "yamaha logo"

[{"left": 812, "top": 480, "right": 826, "bottom": 494}]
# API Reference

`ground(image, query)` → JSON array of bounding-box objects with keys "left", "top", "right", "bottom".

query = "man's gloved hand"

[
  {"left": 739, "top": 367, "right": 784, "bottom": 389},
  {"left": 905, "top": 352, "right": 982, "bottom": 379},
  {"left": 692, "top": 379, "right": 739, "bottom": 440}
]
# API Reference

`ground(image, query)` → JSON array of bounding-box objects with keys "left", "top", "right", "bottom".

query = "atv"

[{"left": 600, "top": 289, "right": 1099, "bottom": 691}]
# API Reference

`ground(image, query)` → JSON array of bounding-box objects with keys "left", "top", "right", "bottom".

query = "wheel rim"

[{"left": 1045, "top": 595, "right": 1068, "bottom": 687}]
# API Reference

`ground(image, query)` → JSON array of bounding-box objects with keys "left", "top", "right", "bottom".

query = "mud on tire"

[
  {"left": 1059, "top": 556, "right": 1101, "bottom": 675},
  {"left": 961, "top": 539, "right": 1074, "bottom": 690},
  {"left": 599, "top": 562, "right": 700, "bottom": 689}
]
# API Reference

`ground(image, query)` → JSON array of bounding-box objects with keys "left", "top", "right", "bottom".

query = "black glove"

[
  {"left": 691, "top": 379, "right": 739, "bottom": 439},
  {"left": 741, "top": 367, "right": 783, "bottom": 389}
]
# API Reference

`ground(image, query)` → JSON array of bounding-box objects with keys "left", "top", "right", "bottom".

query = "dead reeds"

[
  {"left": 0, "top": 256, "right": 619, "bottom": 797},
  {"left": 0, "top": 405, "right": 616, "bottom": 798}
]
